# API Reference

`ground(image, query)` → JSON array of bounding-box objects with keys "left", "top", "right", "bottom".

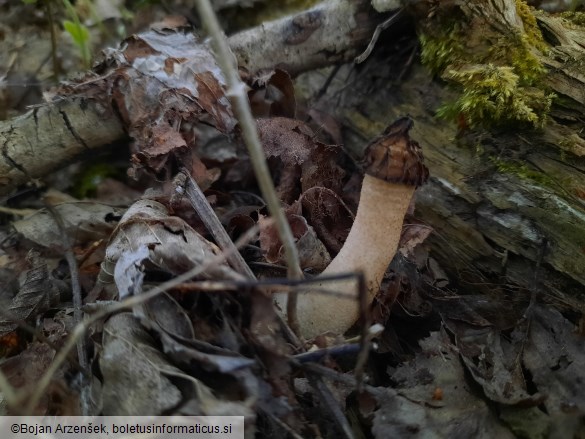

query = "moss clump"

[
  {"left": 559, "top": 11, "right": 585, "bottom": 27},
  {"left": 437, "top": 64, "right": 553, "bottom": 128},
  {"left": 419, "top": 21, "right": 466, "bottom": 75},
  {"left": 514, "top": 0, "right": 548, "bottom": 53},
  {"left": 419, "top": 0, "right": 552, "bottom": 129},
  {"left": 488, "top": 32, "right": 545, "bottom": 85}
]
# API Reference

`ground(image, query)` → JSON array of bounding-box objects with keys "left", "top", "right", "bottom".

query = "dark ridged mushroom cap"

[{"left": 360, "top": 117, "right": 429, "bottom": 187}]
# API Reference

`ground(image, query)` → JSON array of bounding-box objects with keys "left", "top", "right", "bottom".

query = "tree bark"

[{"left": 0, "top": 97, "right": 125, "bottom": 194}]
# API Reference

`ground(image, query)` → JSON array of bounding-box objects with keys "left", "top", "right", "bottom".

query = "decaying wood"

[
  {"left": 297, "top": 0, "right": 585, "bottom": 310},
  {"left": 0, "top": 97, "right": 125, "bottom": 194},
  {"left": 229, "top": 0, "right": 397, "bottom": 75},
  {"left": 1, "top": 0, "right": 584, "bottom": 311}
]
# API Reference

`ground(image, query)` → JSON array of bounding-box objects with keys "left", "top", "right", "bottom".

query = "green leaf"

[{"left": 63, "top": 19, "right": 90, "bottom": 49}]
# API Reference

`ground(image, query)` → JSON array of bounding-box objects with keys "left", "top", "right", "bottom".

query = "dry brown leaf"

[
  {"left": 257, "top": 118, "right": 313, "bottom": 166},
  {"left": 298, "top": 187, "right": 354, "bottom": 254},
  {"left": 249, "top": 68, "right": 296, "bottom": 118},
  {"left": 100, "top": 313, "right": 196, "bottom": 415},
  {"left": 0, "top": 251, "right": 60, "bottom": 337},
  {"left": 99, "top": 313, "right": 256, "bottom": 417},
  {"left": 258, "top": 211, "right": 330, "bottom": 271},
  {"left": 398, "top": 223, "right": 433, "bottom": 259},
  {"left": 373, "top": 331, "right": 515, "bottom": 439},
  {"left": 96, "top": 199, "right": 243, "bottom": 298},
  {"left": 98, "top": 28, "right": 237, "bottom": 177},
  {"left": 0, "top": 342, "right": 57, "bottom": 415},
  {"left": 257, "top": 117, "right": 345, "bottom": 205}
]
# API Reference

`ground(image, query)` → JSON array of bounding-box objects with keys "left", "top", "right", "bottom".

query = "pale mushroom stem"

[
  {"left": 274, "top": 117, "right": 428, "bottom": 339},
  {"left": 292, "top": 176, "right": 415, "bottom": 338}
]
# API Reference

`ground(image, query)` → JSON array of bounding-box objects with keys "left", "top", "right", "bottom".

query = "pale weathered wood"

[
  {"left": 0, "top": 97, "right": 125, "bottom": 194},
  {"left": 294, "top": 0, "right": 585, "bottom": 309}
]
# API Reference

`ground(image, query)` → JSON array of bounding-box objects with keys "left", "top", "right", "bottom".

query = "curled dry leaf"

[
  {"left": 141, "top": 292, "right": 195, "bottom": 341},
  {"left": 160, "top": 331, "right": 256, "bottom": 375},
  {"left": 258, "top": 212, "right": 331, "bottom": 271},
  {"left": 297, "top": 187, "right": 354, "bottom": 254},
  {"left": 398, "top": 223, "right": 433, "bottom": 259},
  {"left": 307, "top": 108, "right": 343, "bottom": 145},
  {"left": 0, "top": 342, "right": 58, "bottom": 415},
  {"left": 257, "top": 117, "right": 345, "bottom": 203},
  {"left": 94, "top": 198, "right": 244, "bottom": 298},
  {"left": 373, "top": 331, "right": 515, "bottom": 439},
  {"left": 444, "top": 302, "right": 585, "bottom": 429},
  {"left": 248, "top": 68, "right": 296, "bottom": 118},
  {"left": 113, "top": 244, "right": 149, "bottom": 299},
  {"left": 100, "top": 313, "right": 215, "bottom": 415},
  {"left": 258, "top": 118, "right": 313, "bottom": 166}
]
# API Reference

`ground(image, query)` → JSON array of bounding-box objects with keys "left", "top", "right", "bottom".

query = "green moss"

[
  {"left": 74, "top": 163, "right": 123, "bottom": 198},
  {"left": 437, "top": 64, "right": 553, "bottom": 128},
  {"left": 491, "top": 157, "right": 556, "bottom": 187},
  {"left": 419, "top": 0, "right": 552, "bottom": 129},
  {"left": 419, "top": 21, "right": 466, "bottom": 75},
  {"left": 559, "top": 11, "right": 585, "bottom": 27},
  {"left": 514, "top": 0, "right": 547, "bottom": 53},
  {"left": 489, "top": 33, "right": 545, "bottom": 85}
]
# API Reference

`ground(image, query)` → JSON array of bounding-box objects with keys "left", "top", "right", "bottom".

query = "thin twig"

[
  {"left": 306, "top": 374, "right": 355, "bottom": 439},
  {"left": 15, "top": 225, "right": 261, "bottom": 414},
  {"left": 44, "top": 0, "right": 60, "bottom": 78},
  {"left": 293, "top": 343, "right": 361, "bottom": 363},
  {"left": 355, "top": 9, "right": 404, "bottom": 64},
  {"left": 178, "top": 169, "right": 256, "bottom": 280},
  {"left": 165, "top": 273, "right": 366, "bottom": 300},
  {"left": 44, "top": 201, "right": 90, "bottom": 415},
  {"left": 295, "top": 362, "right": 384, "bottom": 397},
  {"left": 193, "top": 0, "right": 304, "bottom": 336}
]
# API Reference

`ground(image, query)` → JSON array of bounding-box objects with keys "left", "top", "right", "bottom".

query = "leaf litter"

[{"left": 0, "top": 15, "right": 583, "bottom": 439}]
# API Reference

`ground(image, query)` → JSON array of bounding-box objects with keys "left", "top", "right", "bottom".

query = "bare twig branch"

[
  {"left": 179, "top": 169, "right": 256, "bottom": 280},
  {"left": 44, "top": 201, "right": 90, "bottom": 415},
  {"left": 193, "top": 0, "right": 305, "bottom": 336}
]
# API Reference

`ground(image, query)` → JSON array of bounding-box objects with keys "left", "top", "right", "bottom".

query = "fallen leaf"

[
  {"left": 12, "top": 202, "right": 124, "bottom": 251},
  {"left": 0, "top": 251, "right": 60, "bottom": 337}
]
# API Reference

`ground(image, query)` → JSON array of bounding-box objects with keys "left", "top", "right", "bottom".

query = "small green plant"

[
  {"left": 62, "top": 0, "right": 92, "bottom": 69},
  {"left": 21, "top": 0, "right": 92, "bottom": 71}
]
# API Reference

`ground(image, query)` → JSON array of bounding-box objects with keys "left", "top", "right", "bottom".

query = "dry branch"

[
  {"left": 0, "top": 97, "right": 125, "bottom": 195},
  {"left": 0, "top": 0, "right": 382, "bottom": 196}
]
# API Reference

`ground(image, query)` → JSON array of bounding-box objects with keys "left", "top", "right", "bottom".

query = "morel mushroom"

[{"left": 275, "top": 117, "right": 429, "bottom": 338}]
